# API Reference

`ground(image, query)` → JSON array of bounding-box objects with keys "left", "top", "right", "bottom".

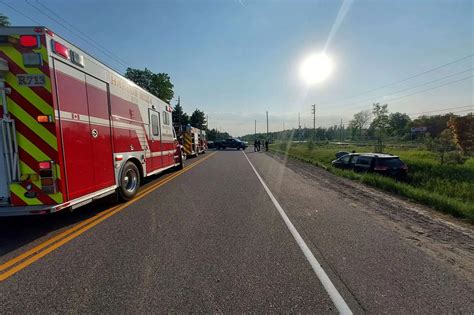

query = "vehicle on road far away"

[
  {"left": 332, "top": 153, "right": 408, "bottom": 179},
  {"left": 215, "top": 138, "right": 247, "bottom": 150}
]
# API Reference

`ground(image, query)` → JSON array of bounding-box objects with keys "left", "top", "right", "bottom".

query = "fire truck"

[
  {"left": 179, "top": 125, "right": 207, "bottom": 157},
  {"left": 0, "top": 26, "right": 185, "bottom": 216}
]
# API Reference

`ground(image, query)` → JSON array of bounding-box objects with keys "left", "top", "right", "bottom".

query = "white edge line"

[{"left": 243, "top": 151, "right": 353, "bottom": 315}]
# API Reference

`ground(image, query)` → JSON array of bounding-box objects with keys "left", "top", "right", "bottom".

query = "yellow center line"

[
  {"left": 0, "top": 152, "right": 216, "bottom": 282},
  {"left": 0, "top": 205, "right": 120, "bottom": 272}
]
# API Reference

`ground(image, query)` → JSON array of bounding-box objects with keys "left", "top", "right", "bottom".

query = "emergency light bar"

[{"left": 19, "top": 35, "right": 39, "bottom": 48}]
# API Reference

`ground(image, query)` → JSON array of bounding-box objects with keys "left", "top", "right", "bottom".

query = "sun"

[{"left": 299, "top": 53, "right": 333, "bottom": 85}]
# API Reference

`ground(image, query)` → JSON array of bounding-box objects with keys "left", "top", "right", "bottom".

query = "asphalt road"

[{"left": 0, "top": 149, "right": 473, "bottom": 313}]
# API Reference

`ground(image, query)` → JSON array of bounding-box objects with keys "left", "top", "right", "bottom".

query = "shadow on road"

[{"left": 0, "top": 167, "right": 177, "bottom": 259}]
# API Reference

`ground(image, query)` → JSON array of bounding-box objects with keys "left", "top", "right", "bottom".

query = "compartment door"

[
  {"left": 148, "top": 109, "right": 162, "bottom": 172},
  {"left": 85, "top": 75, "right": 114, "bottom": 191},
  {"left": 55, "top": 62, "right": 94, "bottom": 200}
]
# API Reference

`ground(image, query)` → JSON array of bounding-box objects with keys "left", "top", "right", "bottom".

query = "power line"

[
  {"left": 35, "top": 0, "right": 129, "bottom": 65},
  {"left": 24, "top": 0, "right": 128, "bottom": 68},
  {"left": 322, "top": 54, "right": 474, "bottom": 107},
  {"left": 408, "top": 108, "right": 473, "bottom": 118},
  {"left": 324, "top": 68, "right": 473, "bottom": 111},
  {"left": 383, "top": 75, "right": 472, "bottom": 102},
  {"left": 334, "top": 75, "right": 473, "bottom": 113},
  {"left": 407, "top": 105, "right": 473, "bottom": 116}
]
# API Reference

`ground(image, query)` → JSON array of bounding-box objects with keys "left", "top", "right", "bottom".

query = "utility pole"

[
  {"left": 311, "top": 104, "right": 316, "bottom": 131},
  {"left": 254, "top": 120, "right": 257, "bottom": 139},
  {"left": 340, "top": 119, "right": 344, "bottom": 142},
  {"left": 177, "top": 96, "right": 181, "bottom": 132},
  {"left": 266, "top": 111, "right": 269, "bottom": 139},
  {"left": 298, "top": 112, "right": 301, "bottom": 142}
]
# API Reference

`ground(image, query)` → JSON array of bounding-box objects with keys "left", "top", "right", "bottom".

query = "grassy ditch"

[{"left": 270, "top": 143, "right": 474, "bottom": 222}]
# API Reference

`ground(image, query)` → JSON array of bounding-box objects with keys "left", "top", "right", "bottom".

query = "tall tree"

[
  {"left": 152, "top": 72, "right": 174, "bottom": 103},
  {"left": 172, "top": 101, "right": 189, "bottom": 126},
  {"left": 448, "top": 114, "right": 474, "bottom": 155},
  {"left": 410, "top": 113, "right": 453, "bottom": 138},
  {"left": 125, "top": 67, "right": 174, "bottom": 103},
  {"left": 370, "top": 103, "right": 390, "bottom": 152},
  {"left": 389, "top": 112, "right": 411, "bottom": 138},
  {"left": 207, "top": 128, "right": 230, "bottom": 141},
  {"left": 0, "top": 13, "right": 10, "bottom": 27},
  {"left": 348, "top": 110, "right": 371, "bottom": 139},
  {"left": 190, "top": 109, "right": 207, "bottom": 129}
]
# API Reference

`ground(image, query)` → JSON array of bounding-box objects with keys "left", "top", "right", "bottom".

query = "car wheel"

[{"left": 118, "top": 162, "right": 140, "bottom": 201}]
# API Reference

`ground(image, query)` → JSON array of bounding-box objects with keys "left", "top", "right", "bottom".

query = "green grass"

[{"left": 270, "top": 142, "right": 474, "bottom": 222}]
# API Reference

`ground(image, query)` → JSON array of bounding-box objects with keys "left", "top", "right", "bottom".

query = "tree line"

[
  {"left": 124, "top": 68, "right": 230, "bottom": 141},
  {"left": 241, "top": 103, "right": 473, "bottom": 164}
]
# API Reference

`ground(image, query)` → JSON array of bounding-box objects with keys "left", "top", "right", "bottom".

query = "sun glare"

[{"left": 299, "top": 53, "right": 333, "bottom": 85}]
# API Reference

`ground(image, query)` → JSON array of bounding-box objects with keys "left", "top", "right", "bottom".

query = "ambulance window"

[
  {"left": 163, "top": 111, "right": 170, "bottom": 125},
  {"left": 151, "top": 114, "right": 159, "bottom": 136}
]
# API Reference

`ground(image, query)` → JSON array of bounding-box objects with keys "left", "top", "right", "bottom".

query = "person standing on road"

[
  {"left": 254, "top": 139, "right": 258, "bottom": 152},
  {"left": 257, "top": 139, "right": 261, "bottom": 152},
  {"left": 265, "top": 139, "right": 269, "bottom": 151}
]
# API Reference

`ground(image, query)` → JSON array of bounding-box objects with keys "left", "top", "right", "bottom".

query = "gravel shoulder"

[{"left": 266, "top": 150, "right": 474, "bottom": 282}]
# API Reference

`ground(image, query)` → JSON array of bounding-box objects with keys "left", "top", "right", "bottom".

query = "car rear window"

[{"left": 376, "top": 158, "right": 403, "bottom": 167}]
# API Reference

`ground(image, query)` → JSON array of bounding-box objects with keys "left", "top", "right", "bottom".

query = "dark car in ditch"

[{"left": 332, "top": 153, "right": 408, "bottom": 179}]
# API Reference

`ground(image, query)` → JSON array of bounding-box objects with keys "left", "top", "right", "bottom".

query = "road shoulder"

[{"left": 246, "top": 149, "right": 474, "bottom": 313}]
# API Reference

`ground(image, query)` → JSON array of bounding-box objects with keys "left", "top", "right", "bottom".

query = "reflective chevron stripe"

[
  {"left": 0, "top": 36, "right": 62, "bottom": 205},
  {"left": 183, "top": 133, "right": 193, "bottom": 155}
]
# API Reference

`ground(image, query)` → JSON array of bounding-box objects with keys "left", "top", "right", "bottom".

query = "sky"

[{"left": 3, "top": 0, "right": 473, "bottom": 136}]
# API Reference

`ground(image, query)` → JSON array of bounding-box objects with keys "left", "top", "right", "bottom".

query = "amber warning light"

[{"left": 37, "top": 115, "right": 53, "bottom": 123}]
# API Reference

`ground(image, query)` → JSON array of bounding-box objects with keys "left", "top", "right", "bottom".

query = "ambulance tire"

[
  {"left": 118, "top": 162, "right": 140, "bottom": 201},
  {"left": 176, "top": 152, "right": 185, "bottom": 170}
]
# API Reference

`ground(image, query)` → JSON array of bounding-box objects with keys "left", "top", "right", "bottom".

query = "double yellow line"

[{"left": 0, "top": 152, "right": 216, "bottom": 282}]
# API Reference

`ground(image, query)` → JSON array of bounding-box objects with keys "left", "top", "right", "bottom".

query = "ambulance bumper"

[{"left": 0, "top": 205, "right": 53, "bottom": 216}]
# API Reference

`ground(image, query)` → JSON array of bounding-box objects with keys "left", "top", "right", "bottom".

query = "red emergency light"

[
  {"left": 38, "top": 161, "right": 52, "bottom": 170},
  {"left": 19, "top": 35, "right": 38, "bottom": 48},
  {"left": 52, "top": 40, "right": 69, "bottom": 59}
]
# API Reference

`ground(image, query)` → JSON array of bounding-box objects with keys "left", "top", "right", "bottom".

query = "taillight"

[
  {"left": 38, "top": 161, "right": 57, "bottom": 194},
  {"left": 51, "top": 40, "right": 69, "bottom": 59},
  {"left": 38, "top": 161, "right": 52, "bottom": 170},
  {"left": 20, "top": 35, "right": 39, "bottom": 48},
  {"left": 401, "top": 164, "right": 408, "bottom": 170}
]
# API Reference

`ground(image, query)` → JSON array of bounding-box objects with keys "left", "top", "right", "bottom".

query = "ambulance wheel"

[
  {"left": 118, "top": 162, "right": 140, "bottom": 201},
  {"left": 176, "top": 152, "right": 185, "bottom": 170}
]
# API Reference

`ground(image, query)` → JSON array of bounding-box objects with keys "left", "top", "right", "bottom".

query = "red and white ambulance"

[{"left": 0, "top": 26, "right": 184, "bottom": 216}]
